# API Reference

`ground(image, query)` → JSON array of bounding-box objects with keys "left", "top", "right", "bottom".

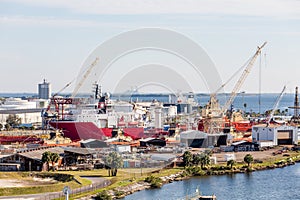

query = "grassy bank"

[
  {"left": 1, "top": 150, "right": 300, "bottom": 199},
  {"left": 0, "top": 171, "right": 91, "bottom": 196},
  {"left": 69, "top": 168, "right": 183, "bottom": 200}
]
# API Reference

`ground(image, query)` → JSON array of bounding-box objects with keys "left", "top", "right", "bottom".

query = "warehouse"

[{"left": 252, "top": 125, "right": 298, "bottom": 146}]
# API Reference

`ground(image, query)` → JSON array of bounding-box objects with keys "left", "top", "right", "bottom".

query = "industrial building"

[
  {"left": 252, "top": 125, "right": 298, "bottom": 147},
  {"left": 180, "top": 130, "right": 227, "bottom": 148},
  {"left": 0, "top": 97, "right": 47, "bottom": 127},
  {"left": 38, "top": 79, "right": 51, "bottom": 100}
]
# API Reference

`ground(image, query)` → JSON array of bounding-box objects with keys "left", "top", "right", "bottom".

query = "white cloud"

[{"left": 3, "top": 0, "right": 300, "bottom": 19}]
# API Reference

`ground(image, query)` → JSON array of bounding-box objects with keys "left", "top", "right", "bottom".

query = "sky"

[{"left": 0, "top": 0, "right": 299, "bottom": 95}]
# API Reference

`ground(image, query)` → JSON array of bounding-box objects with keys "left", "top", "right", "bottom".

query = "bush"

[
  {"left": 211, "top": 165, "right": 226, "bottom": 171},
  {"left": 144, "top": 175, "right": 162, "bottom": 188},
  {"left": 183, "top": 166, "right": 206, "bottom": 176},
  {"left": 36, "top": 173, "right": 74, "bottom": 182},
  {"left": 246, "top": 167, "right": 253, "bottom": 172},
  {"left": 114, "top": 190, "right": 125, "bottom": 198},
  {"left": 95, "top": 191, "right": 112, "bottom": 200},
  {"left": 192, "top": 166, "right": 206, "bottom": 176}
]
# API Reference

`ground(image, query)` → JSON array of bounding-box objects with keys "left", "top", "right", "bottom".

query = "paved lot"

[{"left": 212, "top": 147, "right": 289, "bottom": 163}]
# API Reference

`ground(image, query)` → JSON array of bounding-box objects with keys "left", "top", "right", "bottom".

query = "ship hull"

[{"left": 49, "top": 121, "right": 144, "bottom": 141}]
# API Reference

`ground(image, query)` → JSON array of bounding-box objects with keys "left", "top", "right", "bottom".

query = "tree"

[
  {"left": 42, "top": 151, "right": 51, "bottom": 171},
  {"left": 244, "top": 154, "right": 253, "bottom": 168},
  {"left": 243, "top": 103, "right": 247, "bottom": 114},
  {"left": 42, "top": 151, "right": 60, "bottom": 171},
  {"left": 50, "top": 152, "right": 60, "bottom": 171},
  {"left": 182, "top": 151, "right": 193, "bottom": 168},
  {"left": 104, "top": 152, "right": 123, "bottom": 176},
  {"left": 200, "top": 154, "right": 211, "bottom": 169},
  {"left": 227, "top": 159, "right": 236, "bottom": 169},
  {"left": 6, "top": 114, "right": 21, "bottom": 128},
  {"left": 193, "top": 154, "right": 202, "bottom": 166}
]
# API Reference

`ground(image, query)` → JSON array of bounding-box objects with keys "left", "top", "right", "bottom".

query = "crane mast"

[
  {"left": 44, "top": 57, "right": 99, "bottom": 121},
  {"left": 71, "top": 57, "right": 99, "bottom": 98},
  {"left": 266, "top": 85, "right": 286, "bottom": 126},
  {"left": 222, "top": 42, "right": 267, "bottom": 114}
]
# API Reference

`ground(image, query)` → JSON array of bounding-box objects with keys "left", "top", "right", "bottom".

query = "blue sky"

[{"left": 0, "top": 0, "right": 299, "bottom": 94}]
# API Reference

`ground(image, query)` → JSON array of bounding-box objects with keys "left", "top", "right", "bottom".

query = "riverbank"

[{"left": 92, "top": 150, "right": 300, "bottom": 200}]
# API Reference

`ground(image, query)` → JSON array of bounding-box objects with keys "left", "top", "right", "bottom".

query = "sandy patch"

[
  {"left": 0, "top": 177, "right": 57, "bottom": 188},
  {"left": 0, "top": 179, "right": 26, "bottom": 188}
]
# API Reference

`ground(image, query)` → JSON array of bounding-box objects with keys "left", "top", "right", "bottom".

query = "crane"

[
  {"left": 200, "top": 42, "right": 267, "bottom": 134},
  {"left": 71, "top": 57, "right": 99, "bottom": 98},
  {"left": 266, "top": 85, "right": 286, "bottom": 126},
  {"left": 222, "top": 42, "right": 267, "bottom": 115},
  {"left": 45, "top": 57, "right": 99, "bottom": 120},
  {"left": 52, "top": 81, "right": 73, "bottom": 97}
]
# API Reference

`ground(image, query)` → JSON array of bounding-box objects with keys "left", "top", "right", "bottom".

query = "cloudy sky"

[{"left": 0, "top": 0, "right": 299, "bottom": 94}]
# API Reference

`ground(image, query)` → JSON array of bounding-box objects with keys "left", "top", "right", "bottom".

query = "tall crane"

[
  {"left": 200, "top": 42, "right": 267, "bottom": 134},
  {"left": 45, "top": 57, "right": 99, "bottom": 120},
  {"left": 266, "top": 85, "right": 286, "bottom": 126},
  {"left": 222, "top": 42, "right": 267, "bottom": 114},
  {"left": 71, "top": 57, "right": 99, "bottom": 98}
]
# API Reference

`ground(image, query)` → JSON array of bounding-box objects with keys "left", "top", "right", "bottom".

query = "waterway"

[
  {"left": 1, "top": 93, "right": 295, "bottom": 114},
  {"left": 125, "top": 164, "right": 300, "bottom": 200}
]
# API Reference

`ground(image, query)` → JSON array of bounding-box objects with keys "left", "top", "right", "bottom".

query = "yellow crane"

[
  {"left": 201, "top": 42, "right": 267, "bottom": 133},
  {"left": 222, "top": 42, "right": 267, "bottom": 114}
]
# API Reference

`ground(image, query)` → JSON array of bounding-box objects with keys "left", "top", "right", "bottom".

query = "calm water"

[
  {"left": 125, "top": 164, "right": 300, "bottom": 200},
  {"left": 121, "top": 93, "right": 295, "bottom": 114},
  {"left": 0, "top": 93, "right": 295, "bottom": 114}
]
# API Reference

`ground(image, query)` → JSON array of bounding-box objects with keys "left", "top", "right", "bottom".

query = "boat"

[
  {"left": 179, "top": 188, "right": 217, "bottom": 200},
  {"left": 45, "top": 85, "right": 145, "bottom": 141}
]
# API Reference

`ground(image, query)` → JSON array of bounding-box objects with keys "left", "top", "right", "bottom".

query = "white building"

[
  {"left": 252, "top": 125, "right": 298, "bottom": 147},
  {"left": 0, "top": 98, "right": 47, "bottom": 126}
]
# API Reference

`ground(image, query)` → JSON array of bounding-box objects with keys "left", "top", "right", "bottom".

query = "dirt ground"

[
  {"left": 212, "top": 146, "right": 293, "bottom": 164},
  {"left": 0, "top": 177, "right": 57, "bottom": 188}
]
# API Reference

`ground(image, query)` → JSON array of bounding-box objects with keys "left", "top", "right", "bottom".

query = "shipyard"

[
  {"left": 1, "top": 1, "right": 300, "bottom": 200},
  {"left": 1, "top": 47, "right": 300, "bottom": 199}
]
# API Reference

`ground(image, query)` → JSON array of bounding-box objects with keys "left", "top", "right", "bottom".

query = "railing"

[{"left": 36, "top": 179, "right": 111, "bottom": 200}]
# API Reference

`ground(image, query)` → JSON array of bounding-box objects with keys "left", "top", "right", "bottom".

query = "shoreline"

[{"left": 104, "top": 155, "right": 300, "bottom": 199}]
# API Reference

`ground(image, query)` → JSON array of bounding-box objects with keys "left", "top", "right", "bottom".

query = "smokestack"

[{"left": 295, "top": 87, "right": 299, "bottom": 118}]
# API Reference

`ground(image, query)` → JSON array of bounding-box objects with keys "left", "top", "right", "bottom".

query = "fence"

[{"left": 37, "top": 179, "right": 111, "bottom": 200}]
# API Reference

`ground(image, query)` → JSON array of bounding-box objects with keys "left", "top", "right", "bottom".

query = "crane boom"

[
  {"left": 52, "top": 81, "right": 72, "bottom": 97},
  {"left": 222, "top": 42, "right": 267, "bottom": 114},
  {"left": 266, "top": 85, "right": 286, "bottom": 125},
  {"left": 71, "top": 57, "right": 99, "bottom": 98}
]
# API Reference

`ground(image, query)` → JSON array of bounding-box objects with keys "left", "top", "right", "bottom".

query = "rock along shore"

[{"left": 95, "top": 155, "right": 300, "bottom": 199}]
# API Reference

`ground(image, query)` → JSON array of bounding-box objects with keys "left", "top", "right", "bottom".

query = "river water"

[{"left": 125, "top": 164, "right": 300, "bottom": 200}]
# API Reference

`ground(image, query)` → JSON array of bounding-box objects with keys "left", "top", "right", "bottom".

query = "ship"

[
  {"left": 45, "top": 85, "right": 145, "bottom": 141},
  {"left": 45, "top": 84, "right": 203, "bottom": 142}
]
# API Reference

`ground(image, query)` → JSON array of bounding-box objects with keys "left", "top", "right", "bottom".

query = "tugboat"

[{"left": 179, "top": 188, "right": 217, "bottom": 200}]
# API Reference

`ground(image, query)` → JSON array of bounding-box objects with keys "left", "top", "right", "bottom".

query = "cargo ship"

[{"left": 46, "top": 89, "right": 145, "bottom": 141}]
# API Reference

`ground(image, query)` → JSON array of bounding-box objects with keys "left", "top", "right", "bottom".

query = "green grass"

[
  {"left": 0, "top": 172, "right": 31, "bottom": 179},
  {"left": 68, "top": 168, "right": 184, "bottom": 200},
  {"left": 0, "top": 181, "right": 80, "bottom": 196},
  {"left": 3, "top": 151, "right": 300, "bottom": 199},
  {"left": 0, "top": 171, "right": 92, "bottom": 196}
]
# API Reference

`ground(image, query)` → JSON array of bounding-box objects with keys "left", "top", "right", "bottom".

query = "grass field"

[{"left": 0, "top": 171, "right": 92, "bottom": 196}]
